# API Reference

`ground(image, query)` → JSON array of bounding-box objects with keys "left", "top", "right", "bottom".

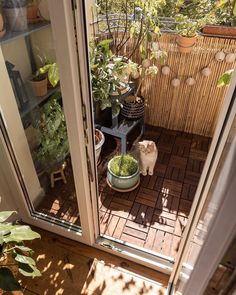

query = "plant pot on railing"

[
  {"left": 121, "top": 96, "right": 145, "bottom": 119},
  {"left": 176, "top": 35, "right": 197, "bottom": 53},
  {"left": 202, "top": 25, "right": 236, "bottom": 37}
]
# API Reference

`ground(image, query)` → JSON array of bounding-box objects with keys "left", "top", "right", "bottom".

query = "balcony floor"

[{"left": 98, "top": 125, "right": 211, "bottom": 259}]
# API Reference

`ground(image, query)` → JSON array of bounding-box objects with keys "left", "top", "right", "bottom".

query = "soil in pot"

[
  {"left": 176, "top": 35, "right": 196, "bottom": 53},
  {"left": 31, "top": 76, "right": 47, "bottom": 97},
  {"left": 3, "top": 7, "right": 28, "bottom": 32},
  {"left": 121, "top": 96, "right": 145, "bottom": 119}
]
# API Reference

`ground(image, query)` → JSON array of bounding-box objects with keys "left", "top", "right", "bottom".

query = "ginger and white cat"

[{"left": 138, "top": 140, "right": 158, "bottom": 176}]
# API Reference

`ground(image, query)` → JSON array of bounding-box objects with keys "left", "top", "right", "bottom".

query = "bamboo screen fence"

[{"left": 137, "top": 34, "right": 236, "bottom": 137}]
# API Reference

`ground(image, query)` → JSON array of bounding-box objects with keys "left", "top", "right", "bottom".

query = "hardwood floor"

[
  {"left": 98, "top": 125, "right": 211, "bottom": 259},
  {"left": 36, "top": 125, "right": 211, "bottom": 260},
  {"left": 18, "top": 228, "right": 168, "bottom": 295}
]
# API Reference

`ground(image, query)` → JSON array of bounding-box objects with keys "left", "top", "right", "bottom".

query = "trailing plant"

[
  {"left": 217, "top": 69, "right": 234, "bottom": 87},
  {"left": 110, "top": 154, "right": 138, "bottom": 176},
  {"left": 0, "top": 211, "right": 41, "bottom": 293},
  {"left": 90, "top": 39, "right": 126, "bottom": 115},
  {"left": 39, "top": 62, "right": 59, "bottom": 87},
  {"left": 33, "top": 92, "right": 69, "bottom": 171}
]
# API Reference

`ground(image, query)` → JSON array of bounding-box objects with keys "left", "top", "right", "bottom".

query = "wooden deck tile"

[
  {"left": 152, "top": 230, "right": 165, "bottom": 253},
  {"left": 178, "top": 199, "right": 192, "bottom": 217},
  {"left": 126, "top": 220, "right": 150, "bottom": 233},
  {"left": 162, "top": 179, "right": 182, "bottom": 198},
  {"left": 144, "top": 228, "right": 156, "bottom": 250},
  {"left": 162, "top": 232, "right": 173, "bottom": 256},
  {"left": 121, "top": 233, "right": 145, "bottom": 247},
  {"left": 104, "top": 215, "right": 120, "bottom": 236},
  {"left": 123, "top": 226, "right": 147, "bottom": 240},
  {"left": 113, "top": 218, "right": 127, "bottom": 239}
]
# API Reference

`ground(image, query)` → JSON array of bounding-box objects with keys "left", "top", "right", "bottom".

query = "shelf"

[
  {"left": 20, "top": 86, "right": 60, "bottom": 119},
  {"left": 0, "top": 21, "right": 51, "bottom": 45}
]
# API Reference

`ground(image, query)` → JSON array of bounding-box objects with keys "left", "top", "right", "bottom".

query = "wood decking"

[{"left": 98, "top": 125, "right": 211, "bottom": 259}]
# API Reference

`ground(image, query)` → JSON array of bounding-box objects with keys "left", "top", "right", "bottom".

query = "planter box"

[{"left": 202, "top": 25, "right": 236, "bottom": 38}]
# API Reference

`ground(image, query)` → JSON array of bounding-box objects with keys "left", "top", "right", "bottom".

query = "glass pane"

[{"left": 0, "top": 1, "right": 80, "bottom": 228}]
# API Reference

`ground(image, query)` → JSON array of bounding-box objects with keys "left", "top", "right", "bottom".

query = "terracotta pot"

[
  {"left": 202, "top": 25, "right": 236, "bottom": 37},
  {"left": 27, "top": 5, "right": 39, "bottom": 23},
  {"left": 3, "top": 7, "right": 28, "bottom": 32},
  {"left": 31, "top": 77, "right": 48, "bottom": 97},
  {"left": 0, "top": 13, "right": 6, "bottom": 38},
  {"left": 176, "top": 35, "right": 197, "bottom": 53}
]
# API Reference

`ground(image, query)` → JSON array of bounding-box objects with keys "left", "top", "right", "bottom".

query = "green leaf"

[
  {"left": 98, "top": 39, "right": 113, "bottom": 47},
  {"left": 14, "top": 253, "right": 36, "bottom": 266},
  {"left": 15, "top": 245, "right": 33, "bottom": 252},
  {"left": 0, "top": 211, "right": 16, "bottom": 223},
  {"left": 18, "top": 263, "right": 41, "bottom": 278},
  {"left": 48, "top": 63, "right": 59, "bottom": 87},
  {"left": 0, "top": 267, "right": 21, "bottom": 291},
  {"left": 3, "top": 226, "right": 40, "bottom": 243},
  {"left": 217, "top": 70, "right": 234, "bottom": 87},
  {"left": 39, "top": 64, "right": 51, "bottom": 74}
]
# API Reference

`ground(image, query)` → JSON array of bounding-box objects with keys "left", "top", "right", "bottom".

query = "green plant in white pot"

[
  {"left": 107, "top": 154, "right": 140, "bottom": 191},
  {"left": 0, "top": 211, "right": 41, "bottom": 294},
  {"left": 2, "top": 0, "right": 28, "bottom": 32}
]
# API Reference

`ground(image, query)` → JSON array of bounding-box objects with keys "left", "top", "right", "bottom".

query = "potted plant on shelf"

[
  {"left": 30, "top": 70, "right": 47, "bottom": 97},
  {"left": 0, "top": 1, "right": 6, "bottom": 38},
  {"left": 2, "top": 0, "right": 28, "bottom": 32},
  {"left": 175, "top": 13, "right": 208, "bottom": 53},
  {"left": 107, "top": 154, "right": 140, "bottom": 191},
  {"left": 27, "top": 0, "right": 41, "bottom": 23},
  {"left": 33, "top": 92, "right": 69, "bottom": 173},
  {"left": 0, "top": 211, "right": 41, "bottom": 294},
  {"left": 39, "top": 62, "right": 60, "bottom": 88}
]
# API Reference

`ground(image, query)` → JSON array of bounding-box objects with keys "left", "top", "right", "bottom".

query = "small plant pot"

[
  {"left": 121, "top": 96, "right": 145, "bottom": 119},
  {"left": 31, "top": 77, "right": 48, "bottom": 97},
  {"left": 95, "top": 129, "right": 105, "bottom": 164},
  {"left": 176, "top": 35, "right": 196, "bottom": 53},
  {"left": 107, "top": 158, "right": 140, "bottom": 191},
  {"left": 202, "top": 25, "right": 236, "bottom": 37},
  {"left": 3, "top": 7, "right": 28, "bottom": 32},
  {"left": 27, "top": 5, "right": 40, "bottom": 23}
]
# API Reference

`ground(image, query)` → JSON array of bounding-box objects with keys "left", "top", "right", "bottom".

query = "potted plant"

[
  {"left": 39, "top": 62, "right": 60, "bottom": 88},
  {"left": 0, "top": 211, "right": 41, "bottom": 294},
  {"left": 0, "top": 1, "right": 6, "bottom": 38},
  {"left": 2, "top": 0, "right": 28, "bottom": 32},
  {"left": 95, "top": 128, "right": 105, "bottom": 164},
  {"left": 107, "top": 154, "right": 140, "bottom": 191},
  {"left": 175, "top": 13, "right": 208, "bottom": 53},
  {"left": 202, "top": 0, "right": 236, "bottom": 36},
  {"left": 90, "top": 39, "right": 127, "bottom": 117},
  {"left": 27, "top": 0, "right": 41, "bottom": 23},
  {"left": 30, "top": 70, "right": 47, "bottom": 97},
  {"left": 33, "top": 92, "right": 69, "bottom": 173}
]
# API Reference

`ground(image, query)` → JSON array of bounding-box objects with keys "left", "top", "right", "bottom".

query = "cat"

[{"left": 137, "top": 140, "right": 158, "bottom": 176}]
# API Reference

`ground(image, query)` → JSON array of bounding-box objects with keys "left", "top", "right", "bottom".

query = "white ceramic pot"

[{"left": 95, "top": 129, "right": 105, "bottom": 164}]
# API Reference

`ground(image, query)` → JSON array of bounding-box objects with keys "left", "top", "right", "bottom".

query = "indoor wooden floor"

[
  {"left": 98, "top": 125, "right": 211, "bottom": 260},
  {"left": 18, "top": 227, "right": 168, "bottom": 295}
]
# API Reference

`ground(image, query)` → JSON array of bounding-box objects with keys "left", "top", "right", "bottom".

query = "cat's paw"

[
  {"left": 141, "top": 171, "right": 147, "bottom": 176},
  {"left": 148, "top": 171, "right": 153, "bottom": 176}
]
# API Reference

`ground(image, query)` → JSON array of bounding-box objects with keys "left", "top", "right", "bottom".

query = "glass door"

[
  {"left": 0, "top": 0, "right": 94, "bottom": 243},
  {"left": 166, "top": 73, "right": 236, "bottom": 294}
]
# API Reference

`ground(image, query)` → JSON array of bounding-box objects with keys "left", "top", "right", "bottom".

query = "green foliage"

[
  {"left": 217, "top": 69, "right": 234, "bottom": 87},
  {"left": 110, "top": 154, "right": 138, "bottom": 176},
  {"left": 34, "top": 92, "right": 69, "bottom": 171},
  {"left": 0, "top": 211, "right": 41, "bottom": 292},
  {"left": 39, "top": 63, "right": 59, "bottom": 87},
  {"left": 90, "top": 39, "right": 126, "bottom": 116},
  {"left": 2, "top": 0, "right": 27, "bottom": 8},
  {"left": 175, "top": 13, "right": 209, "bottom": 37}
]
